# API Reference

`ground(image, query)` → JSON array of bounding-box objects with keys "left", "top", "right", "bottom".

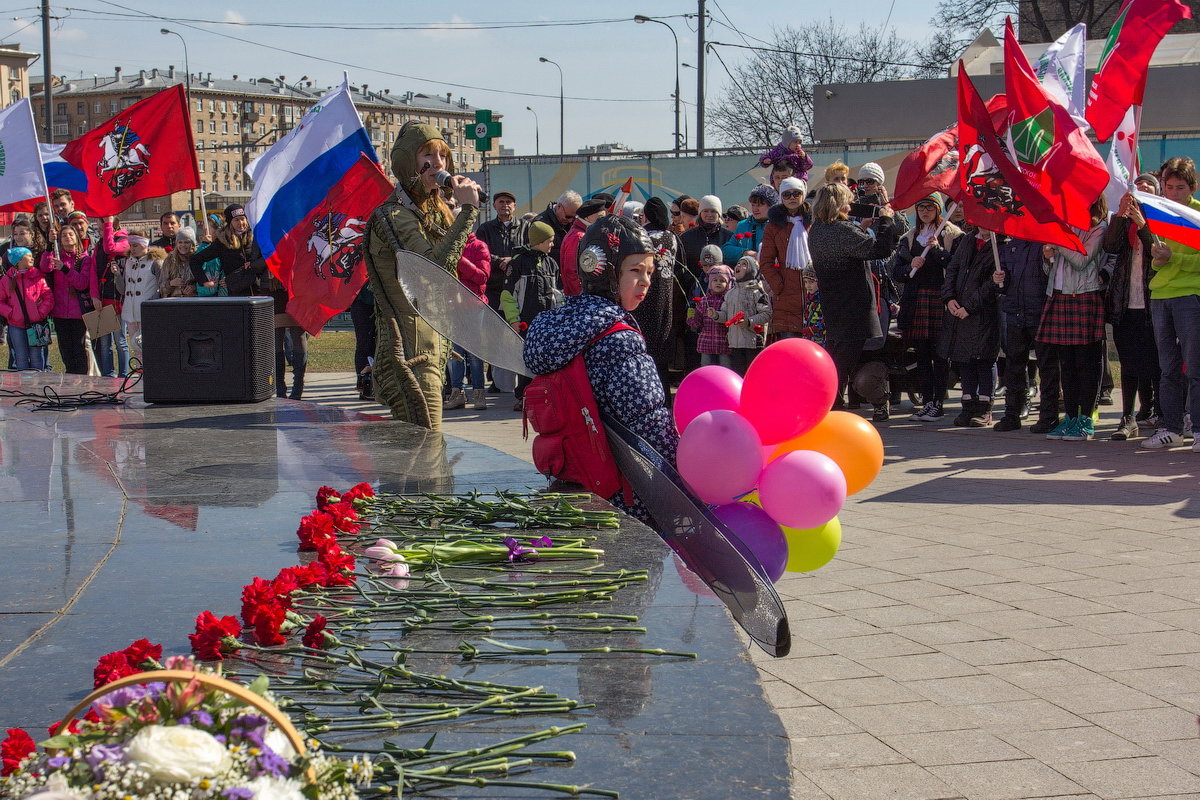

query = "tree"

[{"left": 708, "top": 19, "right": 936, "bottom": 150}]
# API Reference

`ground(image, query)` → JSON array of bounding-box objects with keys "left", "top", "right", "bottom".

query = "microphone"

[{"left": 433, "top": 170, "right": 488, "bottom": 204}]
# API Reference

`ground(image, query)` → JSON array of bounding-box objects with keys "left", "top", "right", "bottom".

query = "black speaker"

[{"left": 142, "top": 297, "right": 275, "bottom": 404}]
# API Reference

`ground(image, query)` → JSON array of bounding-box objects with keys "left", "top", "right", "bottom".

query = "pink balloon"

[
  {"left": 677, "top": 410, "right": 764, "bottom": 506},
  {"left": 674, "top": 365, "right": 743, "bottom": 434},
  {"left": 758, "top": 450, "right": 846, "bottom": 529},
  {"left": 740, "top": 339, "right": 838, "bottom": 444},
  {"left": 713, "top": 501, "right": 788, "bottom": 583}
]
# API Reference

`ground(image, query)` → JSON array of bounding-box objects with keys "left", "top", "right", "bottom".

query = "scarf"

[{"left": 784, "top": 216, "right": 811, "bottom": 271}]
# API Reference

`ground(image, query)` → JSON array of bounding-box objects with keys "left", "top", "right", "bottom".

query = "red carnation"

[
  {"left": 342, "top": 482, "right": 375, "bottom": 503},
  {"left": 250, "top": 603, "right": 287, "bottom": 646},
  {"left": 296, "top": 511, "right": 338, "bottom": 552},
  {"left": 318, "top": 544, "right": 355, "bottom": 575},
  {"left": 315, "top": 486, "right": 340, "bottom": 509},
  {"left": 241, "top": 577, "right": 293, "bottom": 626},
  {"left": 2, "top": 728, "right": 35, "bottom": 776},
  {"left": 302, "top": 615, "right": 332, "bottom": 649},
  {"left": 120, "top": 638, "right": 163, "bottom": 668},
  {"left": 277, "top": 564, "right": 321, "bottom": 589},
  {"left": 322, "top": 501, "right": 361, "bottom": 534},
  {"left": 93, "top": 652, "right": 138, "bottom": 688},
  {"left": 271, "top": 570, "right": 302, "bottom": 598},
  {"left": 188, "top": 611, "right": 243, "bottom": 660},
  {"left": 309, "top": 560, "right": 355, "bottom": 588}
]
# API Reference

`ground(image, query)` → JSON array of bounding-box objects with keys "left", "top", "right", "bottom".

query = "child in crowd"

[
  {"left": 689, "top": 263, "right": 734, "bottom": 368},
  {"left": 940, "top": 229, "right": 1002, "bottom": 427},
  {"left": 757, "top": 125, "right": 813, "bottom": 181},
  {"left": 720, "top": 255, "right": 772, "bottom": 375},
  {"left": 195, "top": 215, "right": 227, "bottom": 296},
  {"left": 159, "top": 228, "right": 198, "bottom": 298},
  {"left": 43, "top": 224, "right": 99, "bottom": 375},
  {"left": 115, "top": 235, "right": 165, "bottom": 359},
  {"left": 445, "top": 230, "right": 491, "bottom": 411},
  {"left": 800, "top": 269, "right": 826, "bottom": 346},
  {"left": 502, "top": 221, "right": 563, "bottom": 410},
  {"left": 0, "top": 247, "right": 54, "bottom": 370}
]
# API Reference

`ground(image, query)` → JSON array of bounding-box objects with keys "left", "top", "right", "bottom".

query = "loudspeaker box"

[{"left": 141, "top": 297, "right": 275, "bottom": 404}]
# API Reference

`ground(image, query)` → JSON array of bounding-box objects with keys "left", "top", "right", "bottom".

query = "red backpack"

[{"left": 522, "top": 321, "right": 634, "bottom": 499}]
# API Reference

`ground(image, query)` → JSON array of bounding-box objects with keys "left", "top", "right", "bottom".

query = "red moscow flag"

[
  {"left": 267, "top": 154, "right": 392, "bottom": 336},
  {"left": 1086, "top": 0, "right": 1191, "bottom": 141},
  {"left": 956, "top": 67, "right": 1084, "bottom": 252},
  {"left": 1003, "top": 18, "right": 1109, "bottom": 232},
  {"left": 60, "top": 84, "right": 200, "bottom": 217}
]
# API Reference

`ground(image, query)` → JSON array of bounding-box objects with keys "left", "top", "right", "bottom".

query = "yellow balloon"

[{"left": 782, "top": 517, "right": 842, "bottom": 572}]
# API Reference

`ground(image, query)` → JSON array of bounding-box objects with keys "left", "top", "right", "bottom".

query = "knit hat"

[
  {"left": 735, "top": 255, "right": 760, "bottom": 281},
  {"left": 128, "top": 234, "right": 149, "bottom": 247},
  {"left": 224, "top": 204, "right": 246, "bottom": 223},
  {"left": 699, "top": 194, "right": 723, "bottom": 216},
  {"left": 779, "top": 176, "right": 808, "bottom": 196},
  {"left": 621, "top": 200, "right": 644, "bottom": 219},
  {"left": 707, "top": 264, "right": 734, "bottom": 281},
  {"left": 724, "top": 205, "right": 749, "bottom": 222},
  {"left": 916, "top": 194, "right": 944, "bottom": 213},
  {"left": 673, "top": 194, "right": 692, "bottom": 208},
  {"left": 1135, "top": 173, "right": 1161, "bottom": 192},
  {"left": 577, "top": 197, "right": 608, "bottom": 219},
  {"left": 577, "top": 214, "right": 655, "bottom": 301},
  {"left": 527, "top": 221, "right": 555, "bottom": 247},
  {"left": 699, "top": 244, "right": 723, "bottom": 268},
  {"left": 749, "top": 184, "right": 779, "bottom": 205},
  {"left": 175, "top": 227, "right": 198, "bottom": 245},
  {"left": 643, "top": 196, "right": 670, "bottom": 230},
  {"left": 6, "top": 246, "right": 30, "bottom": 266},
  {"left": 64, "top": 210, "right": 88, "bottom": 224},
  {"left": 857, "top": 162, "right": 885, "bottom": 185},
  {"left": 781, "top": 125, "right": 803, "bottom": 147}
]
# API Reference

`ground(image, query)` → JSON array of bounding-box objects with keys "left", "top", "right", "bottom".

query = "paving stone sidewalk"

[{"left": 305, "top": 374, "right": 1200, "bottom": 800}]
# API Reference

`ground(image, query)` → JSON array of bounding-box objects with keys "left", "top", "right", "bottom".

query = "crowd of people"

[{"left": 0, "top": 189, "right": 310, "bottom": 398}]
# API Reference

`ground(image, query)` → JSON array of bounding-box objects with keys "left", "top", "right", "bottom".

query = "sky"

[{"left": 9, "top": 0, "right": 942, "bottom": 155}]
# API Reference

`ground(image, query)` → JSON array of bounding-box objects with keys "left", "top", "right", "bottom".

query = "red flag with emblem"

[
  {"left": 956, "top": 66, "right": 1084, "bottom": 252},
  {"left": 1003, "top": 19, "right": 1109, "bottom": 232},
  {"left": 267, "top": 154, "right": 392, "bottom": 336},
  {"left": 60, "top": 84, "right": 199, "bottom": 217},
  {"left": 1086, "top": 0, "right": 1192, "bottom": 141}
]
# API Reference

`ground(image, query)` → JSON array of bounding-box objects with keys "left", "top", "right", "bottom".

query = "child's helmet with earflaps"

[{"left": 576, "top": 214, "right": 655, "bottom": 301}]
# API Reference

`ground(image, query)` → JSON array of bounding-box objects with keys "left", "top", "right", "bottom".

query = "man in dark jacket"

[
  {"left": 532, "top": 190, "right": 582, "bottom": 266},
  {"left": 475, "top": 190, "right": 525, "bottom": 311},
  {"left": 994, "top": 236, "right": 1061, "bottom": 433},
  {"left": 149, "top": 212, "right": 180, "bottom": 252}
]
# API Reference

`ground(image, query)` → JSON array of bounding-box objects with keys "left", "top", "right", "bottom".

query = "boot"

[
  {"left": 358, "top": 371, "right": 374, "bottom": 401},
  {"left": 288, "top": 363, "right": 306, "bottom": 400},
  {"left": 471, "top": 387, "right": 488, "bottom": 410},
  {"left": 953, "top": 397, "right": 975, "bottom": 427},
  {"left": 443, "top": 388, "right": 467, "bottom": 410},
  {"left": 968, "top": 398, "right": 993, "bottom": 427}
]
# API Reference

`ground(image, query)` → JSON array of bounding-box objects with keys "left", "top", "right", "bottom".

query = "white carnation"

[
  {"left": 244, "top": 775, "right": 305, "bottom": 800},
  {"left": 263, "top": 729, "right": 296, "bottom": 759},
  {"left": 20, "top": 772, "right": 86, "bottom": 800},
  {"left": 124, "top": 724, "right": 231, "bottom": 783}
]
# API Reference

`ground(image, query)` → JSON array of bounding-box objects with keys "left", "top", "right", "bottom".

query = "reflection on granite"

[{"left": 0, "top": 374, "right": 788, "bottom": 798}]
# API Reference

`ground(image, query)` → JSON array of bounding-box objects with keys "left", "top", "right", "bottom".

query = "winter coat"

[
  {"left": 115, "top": 249, "right": 166, "bottom": 323},
  {"left": 456, "top": 233, "right": 490, "bottom": 300},
  {"left": 0, "top": 266, "right": 54, "bottom": 327},
  {"left": 679, "top": 223, "right": 732, "bottom": 285},
  {"left": 1102, "top": 215, "right": 1155, "bottom": 325},
  {"left": 500, "top": 246, "right": 562, "bottom": 325},
  {"left": 188, "top": 235, "right": 266, "bottom": 296},
  {"left": 891, "top": 223, "right": 961, "bottom": 331},
  {"left": 475, "top": 217, "right": 525, "bottom": 298},
  {"left": 759, "top": 204, "right": 815, "bottom": 335},
  {"left": 807, "top": 215, "right": 898, "bottom": 342},
  {"left": 533, "top": 204, "right": 572, "bottom": 265},
  {"left": 996, "top": 237, "right": 1050, "bottom": 325},
  {"left": 722, "top": 216, "right": 768, "bottom": 264},
  {"left": 1148, "top": 194, "right": 1200, "bottom": 300},
  {"left": 559, "top": 217, "right": 588, "bottom": 296},
  {"left": 39, "top": 249, "right": 98, "bottom": 319},
  {"left": 159, "top": 250, "right": 197, "bottom": 298},
  {"left": 719, "top": 270, "right": 772, "bottom": 349},
  {"left": 523, "top": 292, "right": 678, "bottom": 466},
  {"left": 938, "top": 235, "right": 1001, "bottom": 362},
  {"left": 1046, "top": 221, "right": 1108, "bottom": 296},
  {"left": 687, "top": 292, "right": 731, "bottom": 354},
  {"left": 98, "top": 221, "right": 129, "bottom": 303},
  {"left": 632, "top": 227, "right": 678, "bottom": 369}
]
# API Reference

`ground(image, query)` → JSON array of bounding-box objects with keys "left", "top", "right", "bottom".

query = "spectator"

[
  {"left": 501, "top": 221, "right": 563, "bottom": 410},
  {"left": 32, "top": 202, "right": 54, "bottom": 261},
  {"left": 194, "top": 215, "right": 227, "bottom": 297},
  {"left": 769, "top": 161, "right": 795, "bottom": 191},
  {"left": 115, "top": 235, "right": 164, "bottom": 359},
  {"left": 1103, "top": 177, "right": 1162, "bottom": 441},
  {"left": 560, "top": 195, "right": 608, "bottom": 296},
  {"left": 65, "top": 211, "right": 92, "bottom": 254},
  {"left": 348, "top": 284, "right": 375, "bottom": 400},
  {"left": 150, "top": 212, "right": 180, "bottom": 252},
  {"left": 621, "top": 200, "right": 645, "bottom": 225},
  {"left": 941, "top": 228, "right": 1003, "bottom": 428},
  {"left": 189, "top": 205, "right": 265, "bottom": 297},
  {"left": 760, "top": 177, "right": 815, "bottom": 341},
  {"left": 823, "top": 161, "right": 851, "bottom": 186},
  {"left": 41, "top": 224, "right": 98, "bottom": 374},
  {"left": 807, "top": 182, "right": 897, "bottom": 410},
  {"left": 159, "top": 227, "right": 198, "bottom": 298},
  {"left": 49, "top": 188, "right": 75, "bottom": 223},
  {"left": 635, "top": 196, "right": 680, "bottom": 390},
  {"left": 1143, "top": 156, "right": 1200, "bottom": 451},
  {"left": 723, "top": 184, "right": 778, "bottom": 264},
  {"left": 679, "top": 195, "right": 733, "bottom": 279},
  {"left": 677, "top": 197, "right": 700, "bottom": 232},
  {"left": 721, "top": 255, "right": 772, "bottom": 375},
  {"left": 668, "top": 194, "right": 693, "bottom": 236},
  {"left": 95, "top": 217, "right": 131, "bottom": 377},
  {"left": 0, "top": 247, "right": 54, "bottom": 370},
  {"left": 688, "top": 263, "right": 733, "bottom": 367},
  {"left": 445, "top": 231, "right": 491, "bottom": 411},
  {"left": 723, "top": 204, "right": 749, "bottom": 232},
  {"left": 893, "top": 194, "right": 962, "bottom": 421},
  {"left": 533, "top": 190, "right": 582, "bottom": 265},
  {"left": 1036, "top": 198, "right": 1109, "bottom": 442},
  {"left": 475, "top": 190, "right": 524, "bottom": 312}
]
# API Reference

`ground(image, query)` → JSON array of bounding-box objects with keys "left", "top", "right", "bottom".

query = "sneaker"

[
  {"left": 993, "top": 416, "right": 1022, "bottom": 432},
  {"left": 1193, "top": 439, "right": 1200, "bottom": 453},
  {"left": 1142, "top": 428, "right": 1181, "bottom": 449},
  {"left": 1110, "top": 415, "right": 1138, "bottom": 441},
  {"left": 924, "top": 401, "right": 945, "bottom": 419},
  {"left": 443, "top": 389, "right": 467, "bottom": 410},
  {"left": 1064, "top": 416, "right": 1094, "bottom": 441},
  {"left": 953, "top": 398, "right": 974, "bottom": 427},
  {"left": 909, "top": 402, "right": 937, "bottom": 421},
  {"left": 873, "top": 404, "right": 890, "bottom": 422},
  {"left": 1046, "top": 416, "right": 1076, "bottom": 440},
  {"left": 1098, "top": 389, "right": 1114, "bottom": 406},
  {"left": 471, "top": 388, "right": 488, "bottom": 410},
  {"left": 968, "top": 405, "right": 993, "bottom": 428},
  {"left": 1030, "top": 417, "right": 1059, "bottom": 435}
]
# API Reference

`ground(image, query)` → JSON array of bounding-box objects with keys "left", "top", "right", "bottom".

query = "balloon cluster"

[{"left": 674, "top": 339, "right": 884, "bottom": 580}]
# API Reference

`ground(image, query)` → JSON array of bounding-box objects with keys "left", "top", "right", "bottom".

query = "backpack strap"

[{"left": 587, "top": 320, "right": 636, "bottom": 347}]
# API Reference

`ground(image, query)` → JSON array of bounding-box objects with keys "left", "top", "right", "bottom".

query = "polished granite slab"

[{"left": 0, "top": 372, "right": 788, "bottom": 799}]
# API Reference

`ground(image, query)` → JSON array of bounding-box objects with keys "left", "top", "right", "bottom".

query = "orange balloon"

[{"left": 770, "top": 411, "right": 883, "bottom": 495}]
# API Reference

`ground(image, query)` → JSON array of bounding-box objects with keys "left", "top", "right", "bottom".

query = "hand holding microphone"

[{"left": 432, "top": 169, "right": 485, "bottom": 208}]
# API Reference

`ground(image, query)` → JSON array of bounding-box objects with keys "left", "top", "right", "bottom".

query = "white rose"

[
  {"left": 124, "top": 724, "right": 231, "bottom": 783},
  {"left": 262, "top": 729, "right": 296, "bottom": 759},
  {"left": 244, "top": 776, "right": 305, "bottom": 800},
  {"left": 21, "top": 772, "right": 86, "bottom": 800}
]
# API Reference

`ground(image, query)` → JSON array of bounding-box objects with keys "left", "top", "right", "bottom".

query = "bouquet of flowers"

[{"left": 0, "top": 657, "right": 370, "bottom": 800}]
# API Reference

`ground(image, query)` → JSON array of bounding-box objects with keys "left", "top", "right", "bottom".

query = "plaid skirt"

[
  {"left": 904, "top": 288, "right": 944, "bottom": 341},
  {"left": 1035, "top": 291, "right": 1105, "bottom": 346}
]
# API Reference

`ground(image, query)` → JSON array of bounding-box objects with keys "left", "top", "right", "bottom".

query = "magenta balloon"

[
  {"left": 713, "top": 501, "right": 788, "bottom": 582},
  {"left": 673, "top": 365, "right": 743, "bottom": 434},
  {"left": 676, "top": 410, "right": 764, "bottom": 505},
  {"left": 739, "top": 338, "right": 839, "bottom": 444},
  {"left": 758, "top": 450, "right": 847, "bottom": 529}
]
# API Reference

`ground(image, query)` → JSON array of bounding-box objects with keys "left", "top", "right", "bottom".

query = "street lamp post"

[
  {"left": 160, "top": 28, "right": 199, "bottom": 222},
  {"left": 526, "top": 106, "right": 540, "bottom": 156},
  {"left": 634, "top": 15, "right": 681, "bottom": 155},
  {"left": 538, "top": 57, "right": 564, "bottom": 155}
]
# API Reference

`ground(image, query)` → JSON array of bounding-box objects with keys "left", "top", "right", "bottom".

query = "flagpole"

[
  {"left": 911, "top": 201, "right": 958, "bottom": 278},
  {"left": 988, "top": 230, "right": 1003, "bottom": 279},
  {"left": 25, "top": 98, "right": 61, "bottom": 260}
]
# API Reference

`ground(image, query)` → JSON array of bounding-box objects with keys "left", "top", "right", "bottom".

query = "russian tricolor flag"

[
  {"left": 246, "top": 79, "right": 379, "bottom": 261},
  {"left": 1135, "top": 190, "right": 1200, "bottom": 251},
  {"left": 0, "top": 142, "right": 91, "bottom": 215}
]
